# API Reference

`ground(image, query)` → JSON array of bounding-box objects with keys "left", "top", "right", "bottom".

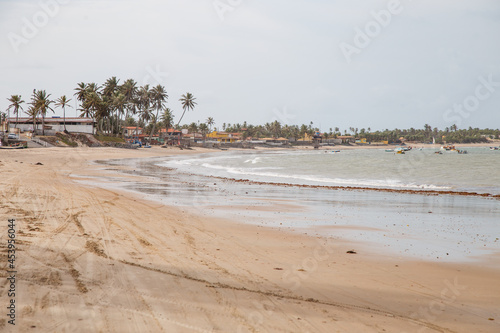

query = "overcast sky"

[{"left": 1, "top": 0, "right": 499, "bottom": 132}]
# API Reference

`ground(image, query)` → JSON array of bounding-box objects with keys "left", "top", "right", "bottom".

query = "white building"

[{"left": 7, "top": 117, "right": 95, "bottom": 134}]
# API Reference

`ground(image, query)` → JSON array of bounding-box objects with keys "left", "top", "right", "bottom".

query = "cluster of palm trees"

[
  {"left": 215, "top": 121, "right": 498, "bottom": 143},
  {"left": 4, "top": 76, "right": 197, "bottom": 140},
  {"left": 74, "top": 77, "right": 195, "bottom": 141},
  {"left": 220, "top": 121, "right": 321, "bottom": 141},
  {"left": 6, "top": 91, "right": 69, "bottom": 136}
]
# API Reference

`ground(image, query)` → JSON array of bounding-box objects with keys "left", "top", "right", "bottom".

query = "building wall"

[{"left": 15, "top": 123, "right": 94, "bottom": 134}]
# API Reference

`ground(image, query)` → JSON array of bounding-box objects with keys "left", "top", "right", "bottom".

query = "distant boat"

[
  {"left": 490, "top": 147, "right": 499, "bottom": 151},
  {"left": 331, "top": 150, "right": 340, "bottom": 153},
  {"left": 441, "top": 145, "right": 456, "bottom": 151},
  {"left": 385, "top": 149, "right": 394, "bottom": 152}
]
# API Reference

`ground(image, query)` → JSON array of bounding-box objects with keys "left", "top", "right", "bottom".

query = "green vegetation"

[
  {"left": 95, "top": 135, "right": 125, "bottom": 143},
  {"left": 58, "top": 136, "right": 78, "bottom": 147}
]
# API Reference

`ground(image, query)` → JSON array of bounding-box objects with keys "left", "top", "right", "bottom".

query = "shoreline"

[
  {"left": 88, "top": 153, "right": 500, "bottom": 264},
  {"left": 1, "top": 147, "right": 499, "bottom": 332}
]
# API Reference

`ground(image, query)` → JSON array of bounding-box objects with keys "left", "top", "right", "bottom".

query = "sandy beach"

[{"left": 1, "top": 147, "right": 499, "bottom": 332}]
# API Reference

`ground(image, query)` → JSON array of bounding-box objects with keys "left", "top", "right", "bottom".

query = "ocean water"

[
  {"left": 77, "top": 148, "right": 500, "bottom": 263},
  {"left": 158, "top": 147, "right": 500, "bottom": 195}
]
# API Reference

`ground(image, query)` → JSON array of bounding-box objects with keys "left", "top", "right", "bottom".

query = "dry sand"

[{"left": 0, "top": 147, "right": 499, "bottom": 332}]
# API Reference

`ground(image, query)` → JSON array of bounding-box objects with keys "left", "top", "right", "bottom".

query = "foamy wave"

[{"left": 198, "top": 163, "right": 450, "bottom": 190}]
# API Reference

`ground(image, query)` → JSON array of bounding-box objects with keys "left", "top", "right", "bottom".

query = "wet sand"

[{"left": 0, "top": 146, "right": 499, "bottom": 332}]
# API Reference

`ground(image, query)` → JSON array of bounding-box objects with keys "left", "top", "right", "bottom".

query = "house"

[
  {"left": 260, "top": 137, "right": 289, "bottom": 145},
  {"left": 123, "top": 126, "right": 143, "bottom": 137},
  {"left": 183, "top": 132, "right": 204, "bottom": 143},
  {"left": 160, "top": 128, "right": 182, "bottom": 145},
  {"left": 337, "top": 136, "right": 355, "bottom": 144},
  {"left": 7, "top": 117, "right": 95, "bottom": 134},
  {"left": 207, "top": 131, "right": 241, "bottom": 143}
]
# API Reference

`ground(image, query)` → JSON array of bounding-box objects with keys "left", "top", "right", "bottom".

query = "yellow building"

[{"left": 207, "top": 131, "right": 240, "bottom": 143}]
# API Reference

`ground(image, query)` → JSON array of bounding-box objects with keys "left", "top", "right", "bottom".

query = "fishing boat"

[
  {"left": 490, "top": 147, "right": 499, "bottom": 151},
  {"left": 0, "top": 146, "right": 25, "bottom": 150},
  {"left": 441, "top": 145, "right": 456, "bottom": 151}
]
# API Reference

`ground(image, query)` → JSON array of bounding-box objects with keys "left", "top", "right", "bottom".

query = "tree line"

[
  {"left": 4, "top": 78, "right": 499, "bottom": 144},
  {"left": 3, "top": 76, "right": 196, "bottom": 140}
]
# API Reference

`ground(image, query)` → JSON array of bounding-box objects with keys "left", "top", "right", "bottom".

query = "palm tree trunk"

[
  {"left": 149, "top": 108, "right": 160, "bottom": 144},
  {"left": 176, "top": 110, "right": 186, "bottom": 128},
  {"left": 63, "top": 106, "right": 66, "bottom": 131}
]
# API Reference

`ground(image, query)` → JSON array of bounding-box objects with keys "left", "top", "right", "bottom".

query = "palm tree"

[
  {"left": 160, "top": 108, "right": 174, "bottom": 142},
  {"left": 177, "top": 92, "right": 197, "bottom": 127},
  {"left": 31, "top": 90, "right": 54, "bottom": 136},
  {"left": 102, "top": 77, "right": 119, "bottom": 97},
  {"left": 121, "top": 79, "right": 138, "bottom": 134},
  {"left": 136, "top": 85, "right": 152, "bottom": 141},
  {"left": 6, "top": 95, "right": 25, "bottom": 131},
  {"left": 206, "top": 116, "right": 215, "bottom": 133},
  {"left": 188, "top": 122, "right": 198, "bottom": 134},
  {"left": 112, "top": 92, "right": 126, "bottom": 136},
  {"left": 199, "top": 123, "right": 208, "bottom": 141},
  {"left": 55, "top": 95, "right": 72, "bottom": 132},
  {"left": 25, "top": 105, "right": 39, "bottom": 134},
  {"left": 74, "top": 82, "right": 87, "bottom": 109},
  {"left": 149, "top": 84, "right": 168, "bottom": 143}
]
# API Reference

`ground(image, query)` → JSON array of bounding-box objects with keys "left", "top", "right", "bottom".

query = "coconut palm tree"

[
  {"left": 74, "top": 82, "right": 87, "bottom": 108},
  {"left": 102, "top": 77, "right": 119, "bottom": 97},
  {"left": 121, "top": 79, "right": 138, "bottom": 133},
  {"left": 112, "top": 92, "right": 126, "bottom": 136},
  {"left": 25, "top": 105, "right": 39, "bottom": 134},
  {"left": 177, "top": 92, "right": 197, "bottom": 127},
  {"left": 136, "top": 85, "right": 152, "bottom": 141},
  {"left": 6, "top": 95, "right": 25, "bottom": 131},
  {"left": 188, "top": 122, "right": 198, "bottom": 134},
  {"left": 206, "top": 116, "right": 215, "bottom": 133},
  {"left": 160, "top": 108, "right": 174, "bottom": 142},
  {"left": 199, "top": 123, "right": 208, "bottom": 141},
  {"left": 55, "top": 95, "right": 72, "bottom": 132},
  {"left": 149, "top": 84, "right": 168, "bottom": 143},
  {"left": 31, "top": 90, "right": 54, "bottom": 136}
]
